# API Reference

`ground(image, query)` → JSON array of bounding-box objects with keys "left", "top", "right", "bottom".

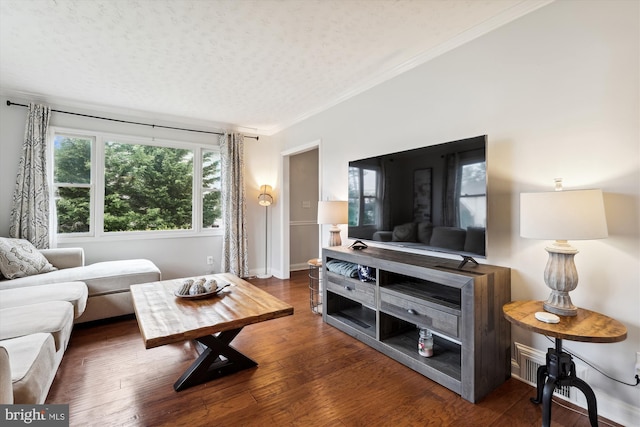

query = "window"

[
  {"left": 348, "top": 166, "right": 379, "bottom": 227},
  {"left": 103, "top": 141, "right": 194, "bottom": 232},
  {"left": 202, "top": 149, "right": 222, "bottom": 229},
  {"left": 53, "top": 135, "right": 93, "bottom": 233},
  {"left": 51, "top": 128, "right": 222, "bottom": 239},
  {"left": 458, "top": 160, "right": 486, "bottom": 229}
]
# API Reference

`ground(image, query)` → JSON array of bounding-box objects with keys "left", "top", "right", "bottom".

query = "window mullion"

[
  {"left": 94, "top": 136, "right": 104, "bottom": 237},
  {"left": 193, "top": 147, "right": 203, "bottom": 232}
]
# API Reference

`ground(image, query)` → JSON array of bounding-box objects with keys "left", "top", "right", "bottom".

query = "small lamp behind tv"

[{"left": 318, "top": 201, "right": 348, "bottom": 247}]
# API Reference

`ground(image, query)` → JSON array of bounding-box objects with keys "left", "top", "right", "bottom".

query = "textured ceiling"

[{"left": 0, "top": 0, "right": 549, "bottom": 134}]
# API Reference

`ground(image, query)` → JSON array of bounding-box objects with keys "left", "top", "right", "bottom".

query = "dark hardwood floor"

[{"left": 48, "top": 271, "right": 619, "bottom": 426}]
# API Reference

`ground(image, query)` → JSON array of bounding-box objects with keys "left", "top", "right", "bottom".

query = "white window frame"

[{"left": 49, "top": 126, "right": 223, "bottom": 243}]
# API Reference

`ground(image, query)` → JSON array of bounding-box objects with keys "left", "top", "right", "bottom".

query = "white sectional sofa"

[
  {"left": 0, "top": 296, "right": 83, "bottom": 404},
  {"left": 0, "top": 240, "right": 161, "bottom": 404},
  {"left": 1, "top": 247, "right": 161, "bottom": 323}
]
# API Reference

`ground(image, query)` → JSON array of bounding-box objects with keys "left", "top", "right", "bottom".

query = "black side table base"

[
  {"left": 173, "top": 327, "right": 258, "bottom": 391},
  {"left": 530, "top": 339, "right": 598, "bottom": 427}
]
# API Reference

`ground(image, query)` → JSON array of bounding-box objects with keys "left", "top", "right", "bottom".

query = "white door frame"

[{"left": 279, "top": 139, "right": 322, "bottom": 279}]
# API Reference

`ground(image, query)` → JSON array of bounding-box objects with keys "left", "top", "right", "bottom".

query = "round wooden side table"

[{"left": 503, "top": 300, "right": 627, "bottom": 427}]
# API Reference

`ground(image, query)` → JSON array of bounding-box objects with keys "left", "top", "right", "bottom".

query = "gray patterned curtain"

[
  {"left": 220, "top": 132, "right": 249, "bottom": 277},
  {"left": 9, "top": 103, "right": 52, "bottom": 249}
]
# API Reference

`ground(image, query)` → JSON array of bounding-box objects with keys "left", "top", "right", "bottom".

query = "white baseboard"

[{"left": 289, "top": 262, "right": 309, "bottom": 272}]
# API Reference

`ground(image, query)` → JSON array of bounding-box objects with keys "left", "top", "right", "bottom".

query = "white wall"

[
  {"left": 266, "top": 0, "right": 639, "bottom": 424},
  {"left": 242, "top": 129, "right": 280, "bottom": 277}
]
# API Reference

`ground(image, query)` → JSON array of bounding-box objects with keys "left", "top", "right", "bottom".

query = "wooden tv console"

[{"left": 322, "top": 245, "right": 511, "bottom": 403}]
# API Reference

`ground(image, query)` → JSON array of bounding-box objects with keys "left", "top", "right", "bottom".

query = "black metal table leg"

[
  {"left": 531, "top": 364, "right": 548, "bottom": 404},
  {"left": 173, "top": 327, "right": 258, "bottom": 391},
  {"left": 531, "top": 338, "right": 598, "bottom": 427}
]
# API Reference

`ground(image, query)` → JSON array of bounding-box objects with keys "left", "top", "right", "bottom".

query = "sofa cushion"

[
  {"left": 0, "top": 301, "right": 74, "bottom": 352},
  {"left": 0, "top": 282, "right": 88, "bottom": 318},
  {"left": 372, "top": 231, "right": 392, "bottom": 242},
  {"left": 392, "top": 222, "right": 417, "bottom": 242},
  {"left": 0, "top": 259, "right": 160, "bottom": 297},
  {"left": 464, "top": 227, "right": 486, "bottom": 255},
  {"left": 40, "top": 248, "right": 84, "bottom": 269},
  {"left": 0, "top": 345, "right": 12, "bottom": 404},
  {"left": 1, "top": 333, "right": 57, "bottom": 404},
  {"left": 0, "top": 238, "right": 57, "bottom": 280},
  {"left": 429, "top": 227, "right": 466, "bottom": 251},
  {"left": 417, "top": 222, "right": 434, "bottom": 244}
]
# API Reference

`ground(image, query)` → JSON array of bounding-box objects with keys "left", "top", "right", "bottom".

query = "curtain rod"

[{"left": 5, "top": 100, "right": 259, "bottom": 140}]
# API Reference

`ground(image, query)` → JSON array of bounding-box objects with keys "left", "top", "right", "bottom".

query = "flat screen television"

[{"left": 348, "top": 135, "right": 487, "bottom": 263}]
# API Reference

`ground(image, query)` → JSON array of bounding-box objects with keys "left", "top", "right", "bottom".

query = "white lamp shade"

[
  {"left": 520, "top": 189, "right": 608, "bottom": 240},
  {"left": 317, "top": 201, "right": 348, "bottom": 225},
  {"left": 258, "top": 185, "right": 273, "bottom": 206}
]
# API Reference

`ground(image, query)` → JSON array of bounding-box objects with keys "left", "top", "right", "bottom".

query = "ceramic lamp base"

[
  {"left": 543, "top": 241, "right": 579, "bottom": 317},
  {"left": 328, "top": 225, "right": 342, "bottom": 246}
]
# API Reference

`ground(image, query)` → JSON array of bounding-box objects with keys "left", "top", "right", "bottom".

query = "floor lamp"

[{"left": 257, "top": 185, "right": 274, "bottom": 279}]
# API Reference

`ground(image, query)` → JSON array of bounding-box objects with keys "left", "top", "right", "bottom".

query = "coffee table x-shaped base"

[{"left": 174, "top": 327, "right": 257, "bottom": 391}]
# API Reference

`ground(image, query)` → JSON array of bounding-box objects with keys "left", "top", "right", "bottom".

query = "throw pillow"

[
  {"left": 464, "top": 227, "right": 486, "bottom": 255},
  {"left": 392, "top": 222, "right": 417, "bottom": 242},
  {"left": 417, "top": 222, "right": 434, "bottom": 244},
  {"left": 429, "top": 227, "right": 466, "bottom": 251},
  {"left": 0, "top": 238, "right": 57, "bottom": 280}
]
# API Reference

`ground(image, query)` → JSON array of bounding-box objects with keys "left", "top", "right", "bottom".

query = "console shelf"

[{"left": 323, "top": 245, "right": 511, "bottom": 403}]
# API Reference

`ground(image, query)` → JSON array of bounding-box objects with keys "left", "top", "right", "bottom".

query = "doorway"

[
  {"left": 289, "top": 148, "right": 319, "bottom": 271},
  {"left": 280, "top": 141, "right": 321, "bottom": 278}
]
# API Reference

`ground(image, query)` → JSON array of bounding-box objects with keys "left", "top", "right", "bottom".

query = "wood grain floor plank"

[{"left": 46, "top": 270, "right": 619, "bottom": 426}]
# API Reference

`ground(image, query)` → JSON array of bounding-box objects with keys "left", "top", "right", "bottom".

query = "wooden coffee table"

[{"left": 130, "top": 273, "right": 294, "bottom": 391}]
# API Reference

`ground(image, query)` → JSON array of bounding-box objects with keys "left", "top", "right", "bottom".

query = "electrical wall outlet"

[
  {"left": 206, "top": 256, "right": 214, "bottom": 265},
  {"left": 635, "top": 352, "right": 640, "bottom": 376}
]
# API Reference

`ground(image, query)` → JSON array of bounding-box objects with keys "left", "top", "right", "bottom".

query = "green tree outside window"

[{"left": 53, "top": 134, "right": 222, "bottom": 235}]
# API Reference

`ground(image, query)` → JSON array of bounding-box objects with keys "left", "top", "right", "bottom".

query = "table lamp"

[
  {"left": 317, "top": 201, "right": 348, "bottom": 246},
  {"left": 520, "top": 179, "right": 608, "bottom": 316}
]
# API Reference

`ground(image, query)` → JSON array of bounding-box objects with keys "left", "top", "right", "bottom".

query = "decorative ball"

[
  {"left": 189, "top": 282, "right": 206, "bottom": 295},
  {"left": 204, "top": 279, "right": 217, "bottom": 293},
  {"left": 178, "top": 282, "right": 192, "bottom": 295}
]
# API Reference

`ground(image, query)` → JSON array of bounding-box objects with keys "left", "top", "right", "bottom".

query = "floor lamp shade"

[
  {"left": 520, "top": 188, "right": 608, "bottom": 316},
  {"left": 318, "top": 201, "right": 348, "bottom": 247},
  {"left": 258, "top": 185, "right": 273, "bottom": 207}
]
